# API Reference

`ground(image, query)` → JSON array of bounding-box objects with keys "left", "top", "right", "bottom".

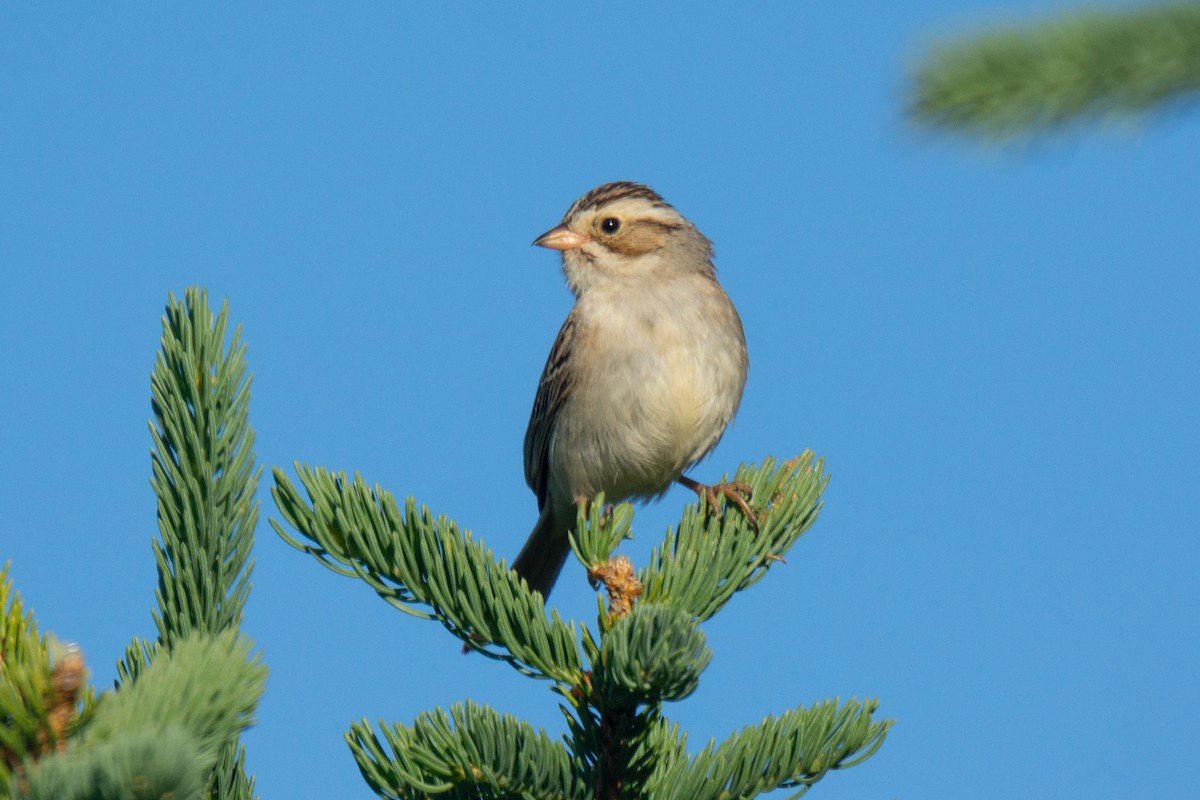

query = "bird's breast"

[{"left": 550, "top": 279, "right": 747, "bottom": 503}]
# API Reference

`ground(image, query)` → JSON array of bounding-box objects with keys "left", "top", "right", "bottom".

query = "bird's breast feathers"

[{"left": 551, "top": 283, "right": 745, "bottom": 499}]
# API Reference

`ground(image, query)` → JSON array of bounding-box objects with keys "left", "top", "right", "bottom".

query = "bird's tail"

[{"left": 511, "top": 504, "right": 572, "bottom": 599}]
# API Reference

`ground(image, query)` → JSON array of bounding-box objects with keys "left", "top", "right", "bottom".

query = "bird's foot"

[
  {"left": 677, "top": 476, "right": 758, "bottom": 529},
  {"left": 574, "top": 495, "right": 615, "bottom": 526}
]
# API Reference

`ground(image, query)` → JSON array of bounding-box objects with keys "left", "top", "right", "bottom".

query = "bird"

[{"left": 512, "top": 181, "right": 751, "bottom": 598}]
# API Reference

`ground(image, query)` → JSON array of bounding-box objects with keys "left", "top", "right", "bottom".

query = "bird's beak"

[{"left": 533, "top": 225, "right": 590, "bottom": 251}]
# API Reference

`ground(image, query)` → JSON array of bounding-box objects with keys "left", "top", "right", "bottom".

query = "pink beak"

[{"left": 533, "top": 225, "right": 590, "bottom": 251}]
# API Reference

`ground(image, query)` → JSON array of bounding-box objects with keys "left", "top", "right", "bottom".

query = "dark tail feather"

[{"left": 511, "top": 505, "right": 572, "bottom": 599}]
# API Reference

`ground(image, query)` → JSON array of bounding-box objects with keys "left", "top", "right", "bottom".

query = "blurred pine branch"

[
  {"left": 910, "top": 2, "right": 1200, "bottom": 139},
  {"left": 1, "top": 564, "right": 92, "bottom": 791}
]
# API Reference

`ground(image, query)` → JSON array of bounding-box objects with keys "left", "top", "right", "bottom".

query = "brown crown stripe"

[{"left": 565, "top": 181, "right": 670, "bottom": 220}]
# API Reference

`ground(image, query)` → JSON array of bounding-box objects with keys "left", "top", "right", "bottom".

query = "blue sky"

[{"left": 2, "top": 2, "right": 1196, "bottom": 798}]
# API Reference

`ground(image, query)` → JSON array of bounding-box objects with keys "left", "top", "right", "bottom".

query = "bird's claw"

[{"left": 679, "top": 477, "right": 758, "bottom": 529}]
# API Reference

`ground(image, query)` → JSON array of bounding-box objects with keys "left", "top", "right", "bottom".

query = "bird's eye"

[{"left": 601, "top": 217, "right": 621, "bottom": 234}]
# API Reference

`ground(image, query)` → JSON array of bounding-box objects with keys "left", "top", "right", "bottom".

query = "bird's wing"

[{"left": 523, "top": 309, "right": 577, "bottom": 512}]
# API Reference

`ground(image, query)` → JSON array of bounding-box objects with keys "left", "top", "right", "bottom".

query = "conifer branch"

[
  {"left": 18, "top": 728, "right": 207, "bottom": 800},
  {"left": 651, "top": 698, "right": 892, "bottom": 800},
  {"left": 590, "top": 604, "right": 711, "bottom": 707},
  {"left": 1, "top": 565, "right": 93, "bottom": 791},
  {"left": 143, "top": 288, "right": 260, "bottom": 647},
  {"left": 4, "top": 289, "right": 265, "bottom": 799},
  {"left": 910, "top": 2, "right": 1200, "bottom": 139},
  {"left": 271, "top": 450, "right": 890, "bottom": 798},
  {"left": 271, "top": 467, "right": 585, "bottom": 685},
  {"left": 569, "top": 497, "right": 634, "bottom": 574},
  {"left": 18, "top": 631, "right": 266, "bottom": 800},
  {"left": 347, "top": 701, "right": 580, "bottom": 800},
  {"left": 641, "top": 454, "right": 827, "bottom": 622},
  {"left": 73, "top": 632, "right": 263, "bottom": 767},
  {"left": 122, "top": 288, "right": 262, "bottom": 798}
]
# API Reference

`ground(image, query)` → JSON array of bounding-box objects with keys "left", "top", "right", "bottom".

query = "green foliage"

[
  {"left": 208, "top": 742, "right": 258, "bottom": 800},
  {"left": 273, "top": 450, "right": 890, "bottom": 798},
  {"left": 124, "top": 288, "right": 263, "bottom": 799},
  {"left": 651, "top": 699, "right": 890, "bottom": 800},
  {"left": 83, "top": 632, "right": 264, "bottom": 766},
  {"left": 271, "top": 467, "right": 585, "bottom": 685},
  {"left": 2, "top": 567, "right": 97, "bottom": 799},
  {"left": 568, "top": 496, "right": 634, "bottom": 572},
  {"left": 640, "top": 455, "right": 825, "bottom": 622},
  {"left": 910, "top": 2, "right": 1200, "bottom": 139},
  {"left": 143, "top": 287, "right": 260, "bottom": 648},
  {"left": 17, "top": 727, "right": 206, "bottom": 800},
  {"left": 1, "top": 565, "right": 55, "bottom": 790},
  {"left": 18, "top": 631, "right": 266, "bottom": 800},
  {"left": 4, "top": 289, "right": 264, "bottom": 799},
  {"left": 592, "top": 604, "right": 711, "bottom": 706},
  {"left": 350, "top": 701, "right": 580, "bottom": 799}
]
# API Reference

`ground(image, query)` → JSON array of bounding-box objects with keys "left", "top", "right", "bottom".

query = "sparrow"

[{"left": 513, "top": 181, "right": 750, "bottom": 598}]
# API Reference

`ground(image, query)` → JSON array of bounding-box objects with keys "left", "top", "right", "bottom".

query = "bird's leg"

[
  {"left": 574, "top": 495, "right": 615, "bottom": 526},
  {"left": 576, "top": 495, "right": 613, "bottom": 518},
  {"left": 677, "top": 475, "right": 757, "bottom": 528}
]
